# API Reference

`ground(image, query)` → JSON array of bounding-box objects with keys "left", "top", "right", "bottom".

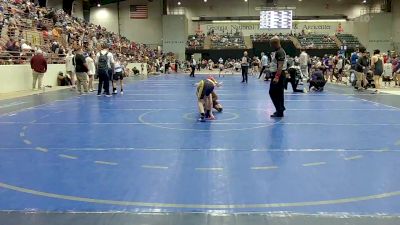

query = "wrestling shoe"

[{"left": 206, "top": 115, "right": 216, "bottom": 120}]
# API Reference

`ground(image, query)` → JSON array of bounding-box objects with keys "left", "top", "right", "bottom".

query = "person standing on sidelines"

[
  {"left": 86, "top": 52, "right": 96, "bottom": 92},
  {"left": 190, "top": 55, "right": 196, "bottom": 77},
  {"left": 350, "top": 49, "right": 359, "bottom": 70},
  {"left": 259, "top": 52, "right": 269, "bottom": 79},
  {"left": 218, "top": 57, "right": 224, "bottom": 77},
  {"left": 65, "top": 50, "right": 76, "bottom": 89},
  {"left": 30, "top": 49, "right": 47, "bottom": 90},
  {"left": 96, "top": 44, "right": 114, "bottom": 97},
  {"left": 355, "top": 48, "right": 369, "bottom": 90},
  {"left": 73, "top": 47, "right": 89, "bottom": 95},
  {"left": 269, "top": 36, "right": 287, "bottom": 118},
  {"left": 241, "top": 51, "right": 250, "bottom": 83},
  {"left": 371, "top": 49, "right": 384, "bottom": 93},
  {"left": 112, "top": 57, "right": 125, "bottom": 95},
  {"left": 299, "top": 50, "right": 309, "bottom": 80}
]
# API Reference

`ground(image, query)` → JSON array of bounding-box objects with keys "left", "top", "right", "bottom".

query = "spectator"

[
  {"left": 299, "top": 50, "right": 309, "bottom": 79},
  {"left": 309, "top": 67, "right": 326, "bottom": 92},
  {"left": 72, "top": 47, "right": 89, "bottom": 95},
  {"left": 371, "top": 49, "right": 384, "bottom": 92},
  {"left": 30, "top": 50, "right": 47, "bottom": 90},
  {"left": 258, "top": 52, "right": 268, "bottom": 79},
  {"left": 65, "top": 50, "right": 75, "bottom": 88},
  {"left": 355, "top": 48, "right": 369, "bottom": 90},
  {"left": 86, "top": 52, "right": 96, "bottom": 92},
  {"left": 96, "top": 43, "right": 114, "bottom": 97},
  {"left": 241, "top": 51, "right": 249, "bottom": 83}
]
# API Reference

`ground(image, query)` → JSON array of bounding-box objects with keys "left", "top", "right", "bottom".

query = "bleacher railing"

[{"left": 0, "top": 51, "right": 65, "bottom": 64}]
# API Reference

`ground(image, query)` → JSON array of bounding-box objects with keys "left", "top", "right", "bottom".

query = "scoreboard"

[{"left": 260, "top": 10, "right": 293, "bottom": 29}]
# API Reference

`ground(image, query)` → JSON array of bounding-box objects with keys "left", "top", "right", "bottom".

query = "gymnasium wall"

[
  {"left": 198, "top": 21, "right": 352, "bottom": 36},
  {"left": 0, "top": 64, "right": 66, "bottom": 94},
  {"left": 178, "top": 0, "right": 373, "bottom": 33},
  {"left": 392, "top": 0, "right": 400, "bottom": 51},
  {"left": 72, "top": 0, "right": 84, "bottom": 20},
  {"left": 46, "top": 0, "right": 63, "bottom": 9},
  {"left": 353, "top": 13, "right": 393, "bottom": 52},
  {"left": 90, "top": 0, "right": 163, "bottom": 45},
  {"left": 162, "top": 15, "right": 188, "bottom": 60}
]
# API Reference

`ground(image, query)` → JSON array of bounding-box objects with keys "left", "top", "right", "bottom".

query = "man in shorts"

[{"left": 112, "top": 58, "right": 124, "bottom": 95}]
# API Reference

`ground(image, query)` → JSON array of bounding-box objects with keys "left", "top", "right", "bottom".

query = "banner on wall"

[{"left": 199, "top": 21, "right": 350, "bottom": 35}]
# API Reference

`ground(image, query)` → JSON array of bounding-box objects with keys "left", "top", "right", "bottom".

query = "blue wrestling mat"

[{"left": 0, "top": 74, "right": 400, "bottom": 224}]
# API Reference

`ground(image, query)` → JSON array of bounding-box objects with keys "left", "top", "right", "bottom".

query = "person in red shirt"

[{"left": 30, "top": 50, "right": 47, "bottom": 90}]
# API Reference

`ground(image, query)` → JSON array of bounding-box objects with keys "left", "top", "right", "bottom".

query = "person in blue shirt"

[{"left": 351, "top": 49, "right": 359, "bottom": 69}]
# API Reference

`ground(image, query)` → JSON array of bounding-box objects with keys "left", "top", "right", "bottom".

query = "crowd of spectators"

[
  {"left": 0, "top": 0, "right": 168, "bottom": 65},
  {"left": 251, "top": 33, "right": 291, "bottom": 42},
  {"left": 297, "top": 34, "right": 337, "bottom": 49},
  {"left": 187, "top": 31, "right": 363, "bottom": 50},
  {"left": 186, "top": 33, "right": 205, "bottom": 49},
  {"left": 185, "top": 31, "right": 247, "bottom": 49},
  {"left": 210, "top": 33, "right": 246, "bottom": 49}
]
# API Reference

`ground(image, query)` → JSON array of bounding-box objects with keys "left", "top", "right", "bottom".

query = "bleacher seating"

[
  {"left": 0, "top": 0, "right": 166, "bottom": 65},
  {"left": 251, "top": 33, "right": 290, "bottom": 42},
  {"left": 186, "top": 34, "right": 205, "bottom": 49},
  {"left": 209, "top": 34, "right": 246, "bottom": 49},
  {"left": 336, "top": 34, "right": 363, "bottom": 49},
  {"left": 297, "top": 34, "right": 338, "bottom": 49}
]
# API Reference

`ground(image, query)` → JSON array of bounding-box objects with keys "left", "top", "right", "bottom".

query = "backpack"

[{"left": 98, "top": 51, "right": 109, "bottom": 71}]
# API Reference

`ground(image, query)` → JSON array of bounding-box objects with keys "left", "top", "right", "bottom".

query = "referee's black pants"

[
  {"left": 269, "top": 72, "right": 286, "bottom": 115},
  {"left": 259, "top": 66, "right": 266, "bottom": 79},
  {"left": 241, "top": 66, "right": 248, "bottom": 83},
  {"left": 190, "top": 65, "right": 195, "bottom": 77}
]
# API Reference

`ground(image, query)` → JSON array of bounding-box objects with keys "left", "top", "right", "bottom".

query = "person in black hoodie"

[{"left": 355, "top": 48, "right": 369, "bottom": 90}]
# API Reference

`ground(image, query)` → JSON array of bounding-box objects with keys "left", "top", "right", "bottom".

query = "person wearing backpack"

[{"left": 95, "top": 44, "right": 114, "bottom": 97}]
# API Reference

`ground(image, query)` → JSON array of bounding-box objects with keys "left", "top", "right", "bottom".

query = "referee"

[{"left": 269, "top": 36, "right": 287, "bottom": 118}]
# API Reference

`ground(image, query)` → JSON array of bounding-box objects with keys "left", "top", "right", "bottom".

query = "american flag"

[{"left": 130, "top": 5, "right": 148, "bottom": 19}]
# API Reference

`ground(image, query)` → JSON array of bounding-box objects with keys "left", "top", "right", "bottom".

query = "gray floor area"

[{"left": 0, "top": 212, "right": 400, "bottom": 225}]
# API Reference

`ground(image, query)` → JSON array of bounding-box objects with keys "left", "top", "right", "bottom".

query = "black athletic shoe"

[{"left": 271, "top": 112, "right": 284, "bottom": 118}]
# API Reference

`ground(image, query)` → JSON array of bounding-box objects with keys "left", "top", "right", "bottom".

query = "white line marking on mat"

[
  {"left": 302, "top": 162, "right": 327, "bottom": 167},
  {"left": 94, "top": 161, "right": 118, "bottom": 166},
  {"left": 58, "top": 154, "right": 78, "bottom": 160}
]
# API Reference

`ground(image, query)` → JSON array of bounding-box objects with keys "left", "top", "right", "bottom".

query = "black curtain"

[
  {"left": 38, "top": 0, "right": 46, "bottom": 7},
  {"left": 63, "top": 0, "right": 73, "bottom": 15}
]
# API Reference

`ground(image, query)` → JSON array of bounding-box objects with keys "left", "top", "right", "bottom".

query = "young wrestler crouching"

[{"left": 195, "top": 76, "right": 221, "bottom": 122}]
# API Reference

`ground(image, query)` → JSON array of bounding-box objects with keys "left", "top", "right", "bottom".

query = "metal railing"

[{"left": 0, "top": 51, "right": 65, "bottom": 65}]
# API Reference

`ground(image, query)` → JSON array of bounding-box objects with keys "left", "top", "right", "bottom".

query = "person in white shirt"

[
  {"left": 299, "top": 50, "right": 309, "bottom": 79},
  {"left": 383, "top": 61, "right": 393, "bottom": 88},
  {"left": 259, "top": 52, "right": 269, "bottom": 79},
  {"left": 218, "top": 57, "right": 224, "bottom": 77},
  {"left": 65, "top": 50, "right": 76, "bottom": 89},
  {"left": 334, "top": 55, "right": 344, "bottom": 83},
  {"left": 241, "top": 51, "right": 250, "bottom": 83},
  {"left": 85, "top": 52, "right": 96, "bottom": 92},
  {"left": 20, "top": 39, "right": 32, "bottom": 51},
  {"left": 112, "top": 57, "right": 124, "bottom": 94},
  {"left": 190, "top": 55, "right": 196, "bottom": 77},
  {"left": 95, "top": 44, "right": 115, "bottom": 96}
]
